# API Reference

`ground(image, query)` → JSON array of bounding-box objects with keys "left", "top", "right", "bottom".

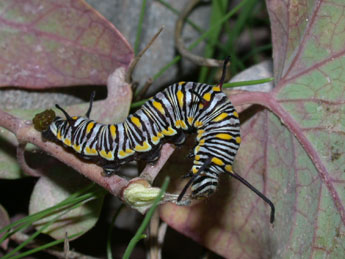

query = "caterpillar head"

[{"left": 33, "top": 109, "right": 56, "bottom": 132}]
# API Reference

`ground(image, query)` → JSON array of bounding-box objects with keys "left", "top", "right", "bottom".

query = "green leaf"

[{"left": 29, "top": 170, "right": 104, "bottom": 240}]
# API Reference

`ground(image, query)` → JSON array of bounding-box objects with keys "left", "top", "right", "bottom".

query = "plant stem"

[{"left": 122, "top": 177, "right": 170, "bottom": 259}]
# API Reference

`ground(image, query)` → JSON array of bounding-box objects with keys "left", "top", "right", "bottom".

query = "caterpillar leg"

[
  {"left": 101, "top": 163, "right": 120, "bottom": 177},
  {"left": 177, "top": 157, "right": 212, "bottom": 202},
  {"left": 170, "top": 131, "right": 186, "bottom": 145},
  {"left": 139, "top": 145, "right": 162, "bottom": 164},
  {"left": 187, "top": 151, "right": 194, "bottom": 159},
  {"left": 182, "top": 171, "right": 193, "bottom": 178}
]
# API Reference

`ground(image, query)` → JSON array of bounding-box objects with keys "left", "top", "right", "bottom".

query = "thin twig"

[
  {"left": 157, "top": 222, "right": 168, "bottom": 254},
  {"left": 126, "top": 26, "right": 164, "bottom": 83},
  {"left": 136, "top": 77, "right": 153, "bottom": 101},
  {"left": 140, "top": 144, "right": 175, "bottom": 184},
  {"left": 16, "top": 142, "right": 42, "bottom": 177},
  {"left": 175, "top": 0, "right": 223, "bottom": 67},
  {"left": 0, "top": 109, "right": 21, "bottom": 133},
  {"left": 64, "top": 232, "right": 69, "bottom": 259},
  {"left": 148, "top": 210, "right": 160, "bottom": 259}
]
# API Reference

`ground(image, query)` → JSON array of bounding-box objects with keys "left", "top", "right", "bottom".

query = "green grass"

[
  {"left": 0, "top": 184, "right": 104, "bottom": 258},
  {"left": 122, "top": 177, "right": 170, "bottom": 259}
]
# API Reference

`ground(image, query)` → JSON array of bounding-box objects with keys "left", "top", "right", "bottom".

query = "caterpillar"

[{"left": 33, "top": 57, "right": 275, "bottom": 223}]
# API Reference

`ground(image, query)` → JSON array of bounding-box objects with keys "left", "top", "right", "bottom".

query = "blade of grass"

[
  {"left": 242, "top": 44, "right": 272, "bottom": 62},
  {"left": 8, "top": 232, "right": 82, "bottom": 259},
  {"left": 134, "top": 0, "right": 147, "bottom": 55},
  {"left": 222, "top": 77, "right": 273, "bottom": 88},
  {"left": 122, "top": 177, "right": 170, "bottom": 259},
  {"left": 198, "top": 0, "right": 228, "bottom": 83},
  {"left": 152, "top": 0, "right": 249, "bottom": 82},
  {"left": 2, "top": 195, "right": 99, "bottom": 259},
  {"left": 224, "top": 0, "right": 258, "bottom": 74},
  {"left": 157, "top": 0, "right": 231, "bottom": 56},
  {"left": 0, "top": 189, "right": 96, "bottom": 242},
  {"left": 157, "top": 0, "right": 202, "bottom": 32},
  {"left": 0, "top": 184, "right": 101, "bottom": 244}
]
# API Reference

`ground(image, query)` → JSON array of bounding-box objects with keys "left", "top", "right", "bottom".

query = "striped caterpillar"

[{"left": 33, "top": 58, "right": 275, "bottom": 223}]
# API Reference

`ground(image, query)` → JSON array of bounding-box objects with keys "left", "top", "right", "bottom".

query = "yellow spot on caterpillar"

[
  {"left": 215, "top": 133, "right": 232, "bottom": 140},
  {"left": 199, "top": 104, "right": 204, "bottom": 109},
  {"left": 236, "top": 137, "right": 241, "bottom": 143},
  {"left": 72, "top": 116, "right": 78, "bottom": 120},
  {"left": 194, "top": 121, "right": 203, "bottom": 127},
  {"left": 197, "top": 130, "right": 205, "bottom": 140},
  {"left": 118, "top": 150, "right": 127, "bottom": 158},
  {"left": 110, "top": 125, "right": 116, "bottom": 139},
  {"left": 126, "top": 149, "right": 134, "bottom": 154},
  {"left": 178, "top": 81, "right": 186, "bottom": 86},
  {"left": 233, "top": 111, "right": 239, "bottom": 118},
  {"left": 213, "top": 113, "right": 228, "bottom": 122},
  {"left": 157, "top": 132, "right": 163, "bottom": 138},
  {"left": 188, "top": 117, "right": 194, "bottom": 125},
  {"left": 180, "top": 120, "right": 187, "bottom": 129},
  {"left": 225, "top": 165, "right": 233, "bottom": 173},
  {"left": 192, "top": 167, "right": 198, "bottom": 174},
  {"left": 153, "top": 101, "right": 165, "bottom": 115},
  {"left": 199, "top": 139, "right": 205, "bottom": 145},
  {"left": 118, "top": 149, "right": 134, "bottom": 159},
  {"left": 195, "top": 155, "right": 200, "bottom": 161},
  {"left": 162, "top": 127, "right": 176, "bottom": 136},
  {"left": 212, "top": 157, "right": 224, "bottom": 166},
  {"left": 212, "top": 86, "right": 221, "bottom": 92},
  {"left": 134, "top": 141, "right": 151, "bottom": 152},
  {"left": 100, "top": 150, "right": 113, "bottom": 160},
  {"left": 175, "top": 120, "right": 187, "bottom": 129},
  {"left": 57, "top": 131, "right": 62, "bottom": 140},
  {"left": 73, "top": 144, "right": 81, "bottom": 153},
  {"left": 85, "top": 146, "right": 97, "bottom": 155},
  {"left": 151, "top": 135, "right": 160, "bottom": 144},
  {"left": 177, "top": 90, "right": 184, "bottom": 109},
  {"left": 203, "top": 92, "right": 211, "bottom": 101},
  {"left": 86, "top": 122, "right": 95, "bottom": 134},
  {"left": 195, "top": 145, "right": 201, "bottom": 153},
  {"left": 131, "top": 116, "right": 142, "bottom": 128},
  {"left": 64, "top": 138, "right": 71, "bottom": 146}
]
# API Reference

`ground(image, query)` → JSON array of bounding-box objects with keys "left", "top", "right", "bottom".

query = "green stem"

[
  {"left": 122, "top": 177, "right": 170, "bottom": 259},
  {"left": 222, "top": 77, "right": 274, "bottom": 88}
]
